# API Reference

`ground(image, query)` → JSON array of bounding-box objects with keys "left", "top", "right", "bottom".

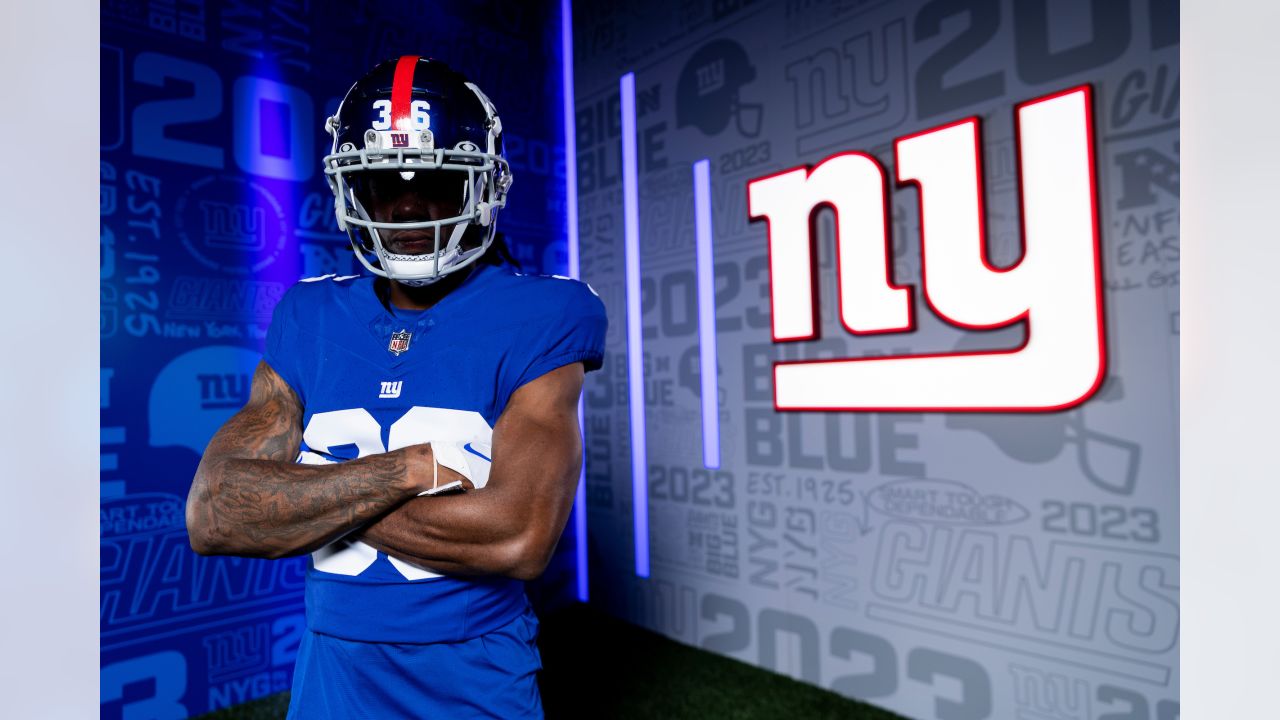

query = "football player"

[{"left": 184, "top": 56, "right": 606, "bottom": 719}]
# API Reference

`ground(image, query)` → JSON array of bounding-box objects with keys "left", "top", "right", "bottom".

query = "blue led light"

[
  {"left": 620, "top": 72, "right": 650, "bottom": 578},
  {"left": 560, "top": 0, "right": 590, "bottom": 603},
  {"left": 693, "top": 159, "right": 720, "bottom": 469}
]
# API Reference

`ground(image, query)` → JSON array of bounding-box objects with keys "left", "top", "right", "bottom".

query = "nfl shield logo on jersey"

[{"left": 388, "top": 329, "right": 412, "bottom": 356}]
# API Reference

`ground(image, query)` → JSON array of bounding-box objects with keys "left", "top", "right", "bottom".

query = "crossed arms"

[{"left": 184, "top": 359, "right": 585, "bottom": 581}]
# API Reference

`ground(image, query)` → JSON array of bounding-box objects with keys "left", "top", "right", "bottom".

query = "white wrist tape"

[{"left": 418, "top": 441, "right": 493, "bottom": 496}]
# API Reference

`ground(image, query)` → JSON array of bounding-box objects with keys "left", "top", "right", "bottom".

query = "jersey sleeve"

[
  {"left": 262, "top": 283, "right": 307, "bottom": 403},
  {"left": 509, "top": 280, "right": 608, "bottom": 393}
]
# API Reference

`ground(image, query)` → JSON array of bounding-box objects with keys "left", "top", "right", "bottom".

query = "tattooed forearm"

[
  {"left": 185, "top": 361, "right": 426, "bottom": 559},
  {"left": 190, "top": 451, "right": 420, "bottom": 559}
]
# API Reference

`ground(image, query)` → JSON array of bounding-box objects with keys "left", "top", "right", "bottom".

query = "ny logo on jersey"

[
  {"left": 747, "top": 86, "right": 1105, "bottom": 412},
  {"left": 379, "top": 381, "right": 403, "bottom": 399}
]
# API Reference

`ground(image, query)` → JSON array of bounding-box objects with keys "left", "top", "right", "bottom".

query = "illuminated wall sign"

[{"left": 747, "top": 86, "right": 1105, "bottom": 412}]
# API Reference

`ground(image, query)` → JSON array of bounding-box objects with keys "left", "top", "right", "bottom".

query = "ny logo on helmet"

[
  {"left": 390, "top": 132, "right": 410, "bottom": 148},
  {"left": 747, "top": 86, "right": 1105, "bottom": 412}
]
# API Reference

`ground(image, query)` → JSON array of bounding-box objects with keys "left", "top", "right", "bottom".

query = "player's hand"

[
  {"left": 403, "top": 443, "right": 475, "bottom": 495},
  {"left": 432, "top": 448, "right": 474, "bottom": 493}
]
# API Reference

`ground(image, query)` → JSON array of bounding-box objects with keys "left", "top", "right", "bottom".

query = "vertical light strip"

[
  {"left": 562, "top": 0, "right": 581, "bottom": 283},
  {"left": 620, "top": 71, "right": 649, "bottom": 578},
  {"left": 560, "top": 0, "right": 589, "bottom": 603},
  {"left": 693, "top": 159, "right": 720, "bottom": 469}
]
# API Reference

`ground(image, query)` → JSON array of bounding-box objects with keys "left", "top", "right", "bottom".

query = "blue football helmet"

[{"left": 323, "top": 56, "right": 513, "bottom": 285}]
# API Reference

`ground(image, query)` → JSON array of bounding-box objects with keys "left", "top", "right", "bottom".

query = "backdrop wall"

[
  {"left": 99, "top": 1, "right": 1180, "bottom": 718},
  {"left": 571, "top": 2, "right": 1179, "bottom": 719},
  {"left": 99, "top": 2, "right": 574, "bottom": 716}
]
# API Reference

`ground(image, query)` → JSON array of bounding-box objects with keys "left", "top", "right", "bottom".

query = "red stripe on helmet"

[{"left": 391, "top": 55, "right": 419, "bottom": 130}]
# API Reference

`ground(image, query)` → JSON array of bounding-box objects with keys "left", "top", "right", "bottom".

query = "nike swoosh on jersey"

[{"left": 463, "top": 442, "right": 492, "bottom": 462}]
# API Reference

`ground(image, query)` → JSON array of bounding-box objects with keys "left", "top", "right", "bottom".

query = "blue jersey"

[{"left": 263, "top": 261, "right": 607, "bottom": 645}]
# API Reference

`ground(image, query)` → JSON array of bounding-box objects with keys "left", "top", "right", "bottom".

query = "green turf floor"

[{"left": 194, "top": 603, "right": 905, "bottom": 719}]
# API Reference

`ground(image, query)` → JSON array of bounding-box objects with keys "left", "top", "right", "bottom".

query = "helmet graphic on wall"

[
  {"left": 149, "top": 345, "right": 262, "bottom": 456},
  {"left": 322, "top": 56, "right": 513, "bottom": 286},
  {"left": 676, "top": 39, "right": 763, "bottom": 138},
  {"left": 943, "top": 328, "right": 1141, "bottom": 496}
]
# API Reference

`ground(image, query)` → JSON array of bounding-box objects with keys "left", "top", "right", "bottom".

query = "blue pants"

[{"left": 286, "top": 606, "right": 544, "bottom": 719}]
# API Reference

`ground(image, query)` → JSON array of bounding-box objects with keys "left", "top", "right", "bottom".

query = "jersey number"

[{"left": 298, "top": 406, "right": 492, "bottom": 580}]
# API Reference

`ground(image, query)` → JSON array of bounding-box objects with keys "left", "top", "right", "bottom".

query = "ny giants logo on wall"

[{"left": 748, "top": 86, "right": 1104, "bottom": 413}]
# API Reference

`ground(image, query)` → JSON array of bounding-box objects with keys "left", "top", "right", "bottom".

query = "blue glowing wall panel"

[
  {"left": 560, "top": 0, "right": 592, "bottom": 603},
  {"left": 100, "top": 2, "right": 570, "bottom": 717},
  {"left": 619, "top": 72, "right": 650, "bottom": 577},
  {"left": 692, "top": 157, "right": 720, "bottom": 470}
]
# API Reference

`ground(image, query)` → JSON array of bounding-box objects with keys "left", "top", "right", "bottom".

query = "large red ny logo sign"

[{"left": 748, "top": 86, "right": 1105, "bottom": 412}]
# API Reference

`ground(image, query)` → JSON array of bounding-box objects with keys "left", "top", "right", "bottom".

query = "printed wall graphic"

[
  {"left": 101, "top": 1, "right": 570, "bottom": 716},
  {"left": 573, "top": 0, "right": 1178, "bottom": 718},
  {"left": 677, "top": 39, "right": 764, "bottom": 138},
  {"left": 148, "top": 345, "right": 262, "bottom": 454}
]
